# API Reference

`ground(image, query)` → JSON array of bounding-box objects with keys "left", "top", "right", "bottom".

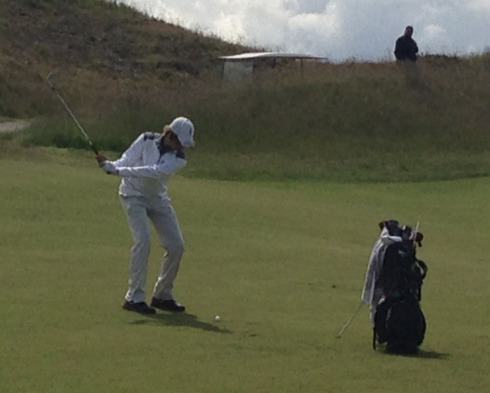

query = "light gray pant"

[{"left": 120, "top": 195, "right": 184, "bottom": 303}]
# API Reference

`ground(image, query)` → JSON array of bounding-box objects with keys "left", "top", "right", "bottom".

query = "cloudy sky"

[{"left": 115, "top": 0, "right": 490, "bottom": 61}]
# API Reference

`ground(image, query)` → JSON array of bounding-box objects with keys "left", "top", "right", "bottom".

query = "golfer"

[{"left": 96, "top": 117, "right": 195, "bottom": 315}]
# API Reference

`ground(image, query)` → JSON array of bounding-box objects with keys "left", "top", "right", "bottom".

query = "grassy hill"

[
  {"left": 0, "top": 0, "right": 249, "bottom": 116},
  {"left": 1, "top": 0, "right": 490, "bottom": 182}
]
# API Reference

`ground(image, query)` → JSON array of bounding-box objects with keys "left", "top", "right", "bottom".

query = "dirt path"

[{"left": 0, "top": 119, "right": 31, "bottom": 134}]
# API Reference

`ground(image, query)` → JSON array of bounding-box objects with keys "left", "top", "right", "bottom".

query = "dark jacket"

[{"left": 394, "top": 36, "right": 419, "bottom": 61}]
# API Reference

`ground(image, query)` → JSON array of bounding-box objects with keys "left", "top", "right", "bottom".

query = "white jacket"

[
  {"left": 361, "top": 228, "right": 403, "bottom": 306},
  {"left": 110, "top": 132, "right": 187, "bottom": 199}
]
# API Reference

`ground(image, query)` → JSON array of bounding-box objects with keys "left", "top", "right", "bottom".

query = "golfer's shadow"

[{"left": 129, "top": 312, "right": 232, "bottom": 333}]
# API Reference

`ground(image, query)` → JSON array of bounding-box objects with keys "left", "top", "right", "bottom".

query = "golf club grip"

[{"left": 88, "top": 142, "right": 99, "bottom": 156}]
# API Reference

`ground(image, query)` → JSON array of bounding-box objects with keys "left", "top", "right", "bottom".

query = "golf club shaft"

[
  {"left": 46, "top": 74, "right": 99, "bottom": 155},
  {"left": 336, "top": 301, "right": 364, "bottom": 338},
  {"left": 412, "top": 221, "right": 420, "bottom": 248}
]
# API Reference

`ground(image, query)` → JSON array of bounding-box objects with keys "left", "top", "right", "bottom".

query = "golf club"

[
  {"left": 412, "top": 221, "right": 420, "bottom": 248},
  {"left": 46, "top": 72, "right": 99, "bottom": 155},
  {"left": 336, "top": 301, "right": 364, "bottom": 338}
]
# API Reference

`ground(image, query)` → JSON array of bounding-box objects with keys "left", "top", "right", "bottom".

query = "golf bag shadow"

[{"left": 373, "top": 237, "right": 428, "bottom": 354}]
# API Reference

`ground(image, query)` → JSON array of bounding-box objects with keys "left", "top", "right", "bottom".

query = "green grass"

[
  {"left": 19, "top": 109, "right": 490, "bottom": 183},
  {"left": 0, "top": 147, "right": 489, "bottom": 392}
]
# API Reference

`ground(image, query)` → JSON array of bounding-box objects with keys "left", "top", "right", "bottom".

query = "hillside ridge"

[{"left": 0, "top": 0, "right": 249, "bottom": 116}]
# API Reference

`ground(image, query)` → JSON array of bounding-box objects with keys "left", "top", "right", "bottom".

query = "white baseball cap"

[{"left": 169, "top": 117, "right": 195, "bottom": 148}]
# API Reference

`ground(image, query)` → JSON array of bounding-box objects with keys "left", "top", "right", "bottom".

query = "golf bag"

[{"left": 373, "top": 226, "right": 428, "bottom": 354}]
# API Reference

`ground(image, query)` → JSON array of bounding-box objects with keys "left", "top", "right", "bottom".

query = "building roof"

[{"left": 218, "top": 51, "right": 325, "bottom": 61}]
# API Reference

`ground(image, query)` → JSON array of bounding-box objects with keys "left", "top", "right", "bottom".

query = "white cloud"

[
  {"left": 115, "top": 0, "right": 490, "bottom": 61},
  {"left": 421, "top": 24, "right": 450, "bottom": 54},
  {"left": 467, "top": 0, "right": 490, "bottom": 12}
]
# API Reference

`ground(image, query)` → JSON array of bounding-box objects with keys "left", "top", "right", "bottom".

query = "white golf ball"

[{"left": 214, "top": 315, "right": 221, "bottom": 322}]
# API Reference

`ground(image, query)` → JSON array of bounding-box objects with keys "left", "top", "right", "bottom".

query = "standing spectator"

[{"left": 394, "top": 26, "right": 419, "bottom": 62}]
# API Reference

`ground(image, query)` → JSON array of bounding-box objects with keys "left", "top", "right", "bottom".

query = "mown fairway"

[{"left": 0, "top": 148, "right": 489, "bottom": 393}]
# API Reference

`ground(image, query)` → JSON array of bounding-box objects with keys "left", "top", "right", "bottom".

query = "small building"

[{"left": 218, "top": 51, "right": 326, "bottom": 81}]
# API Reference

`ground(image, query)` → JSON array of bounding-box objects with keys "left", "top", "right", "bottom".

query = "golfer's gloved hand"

[
  {"left": 101, "top": 161, "right": 119, "bottom": 175},
  {"left": 96, "top": 154, "right": 108, "bottom": 167}
]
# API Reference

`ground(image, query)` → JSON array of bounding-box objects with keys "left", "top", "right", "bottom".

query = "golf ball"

[{"left": 214, "top": 315, "right": 221, "bottom": 322}]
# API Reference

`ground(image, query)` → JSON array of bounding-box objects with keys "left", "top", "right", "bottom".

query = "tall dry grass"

[{"left": 13, "top": 53, "right": 490, "bottom": 181}]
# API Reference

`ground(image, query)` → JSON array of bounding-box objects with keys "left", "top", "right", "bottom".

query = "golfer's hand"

[
  {"left": 101, "top": 161, "right": 119, "bottom": 175},
  {"left": 96, "top": 154, "right": 107, "bottom": 167}
]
